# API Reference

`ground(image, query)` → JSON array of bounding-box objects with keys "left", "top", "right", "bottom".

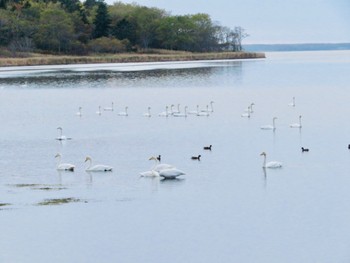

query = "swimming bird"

[
  {"left": 55, "top": 153, "right": 75, "bottom": 172},
  {"left": 140, "top": 156, "right": 180, "bottom": 178},
  {"left": 170, "top": 104, "right": 181, "bottom": 115},
  {"left": 84, "top": 156, "right": 113, "bottom": 172},
  {"left": 143, "top": 107, "right": 151, "bottom": 117},
  {"left": 55, "top": 127, "right": 72, "bottom": 141},
  {"left": 197, "top": 106, "right": 210, "bottom": 116},
  {"left": 96, "top": 106, "right": 102, "bottom": 115},
  {"left": 191, "top": 155, "right": 201, "bottom": 160},
  {"left": 261, "top": 117, "right": 277, "bottom": 130},
  {"left": 104, "top": 102, "right": 114, "bottom": 111},
  {"left": 290, "top": 115, "right": 302, "bottom": 128},
  {"left": 158, "top": 168, "right": 186, "bottom": 179},
  {"left": 203, "top": 145, "right": 212, "bottom": 150},
  {"left": 158, "top": 106, "right": 169, "bottom": 117},
  {"left": 173, "top": 106, "right": 187, "bottom": 117},
  {"left": 301, "top": 147, "right": 309, "bottom": 152},
  {"left": 188, "top": 105, "right": 199, "bottom": 115},
  {"left": 348, "top": 144, "right": 350, "bottom": 150},
  {"left": 201, "top": 101, "right": 214, "bottom": 113},
  {"left": 76, "top": 107, "right": 82, "bottom": 117},
  {"left": 156, "top": 155, "right": 161, "bottom": 162},
  {"left": 288, "top": 97, "right": 296, "bottom": 107},
  {"left": 244, "top": 103, "right": 255, "bottom": 113},
  {"left": 149, "top": 156, "right": 174, "bottom": 172},
  {"left": 241, "top": 107, "right": 251, "bottom": 118},
  {"left": 118, "top": 106, "right": 128, "bottom": 116},
  {"left": 260, "top": 152, "right": 282, "bottom": 168}
]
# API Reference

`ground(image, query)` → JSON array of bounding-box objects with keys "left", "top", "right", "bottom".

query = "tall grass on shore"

[{"left": 0, "top": 52, "right": 265, "bottom": 67}]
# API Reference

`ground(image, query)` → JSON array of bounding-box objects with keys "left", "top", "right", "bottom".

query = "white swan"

[
  {"left": 55, "top": 153, "right": 75, "bottom": 172},
  {"left": 288, "top": 97, "right": 296, "bottom": 107},
  {"left": 173, "top": 106, "right": 187, "bottom": 117},
  {"left": 140, "top": 156, "right": 174, "bottom": 177},
  {"left": 76, "top": 107, "right": 82, "bottom": 117},
  {"left": 158, "top": 168, "right": 186, "bottom": 179},
  {"left": 169, "top": 104, "right": 181, "bottom": 115},
  {"left": 188, "top": 105, "right": 199, "bottom": 115},
  {"left": 104, "top": 102, "right": 114, "bottom": 111},
  {"left": 158, "top": 106, "right": 169, "bottom": 117},
  {"left": 260, "top": 152, "right": 282, "bottom": 168},
  {"left": 290, "top": 115, "right": 302, "bottom": 128},
  {"left": 148, "top": 156, "right": 185, "bottom": 179},
  {"left": 118, "top": 106, "right": 128, "bottom": 116},
  {"left": 244, "top": 103, "right": 255, "bottom": 113},
  {"left": 143, "top": 107, "right": 151, "bottom": 117},
  {"left": 197, "top": 106, "right": 210, "bottom": 116},
  {"left": 261, "top": 117, "right": 277, "bottom": 130},
  {"left": 201, "top": 101, "right": 214, "bottom": 113},
  {"left": 241, "top": 106, "right": 251, "bottom": 118},
  {"left": 84, "top": 156, "right": 113, "bottom": 172},
  {"left": 55, "top": 127, "right": 72, "bottom": 140},
  {"left": 96, "top": 106, "right": 102, "bottom": 115}
]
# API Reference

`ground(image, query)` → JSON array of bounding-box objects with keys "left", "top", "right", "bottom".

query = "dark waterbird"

[
  {"left": 156, "top": 155, "right": 161, "bottom": 162},
  {"left": 203, "top": 145, "right": 212, "bottom": 150},
  {"left": 301, "top": 147, "right": 309, "bottom": 152},
  {"left": 191, "top": 155, "right": 201, "bottom": 160}
]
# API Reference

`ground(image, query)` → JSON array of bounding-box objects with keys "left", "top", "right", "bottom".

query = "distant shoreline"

[{"left": 0, "top": 52, "right": 265, "bottom": 67}]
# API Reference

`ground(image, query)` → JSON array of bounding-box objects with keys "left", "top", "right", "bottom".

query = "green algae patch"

[
  {"left": 9, "top": 184, "right": 67, "bottom": 191},
  {"left": 37, "top": 198, "right": 82, "bottom": 206}
]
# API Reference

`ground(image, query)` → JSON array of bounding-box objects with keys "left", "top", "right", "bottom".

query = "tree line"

[{"left": 0, "top": 0, "right": 249, "bottom": 55}]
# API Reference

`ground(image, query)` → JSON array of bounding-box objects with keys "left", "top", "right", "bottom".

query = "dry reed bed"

[{"left": 0, "top": 52, "right": 265, "bottom": 67}]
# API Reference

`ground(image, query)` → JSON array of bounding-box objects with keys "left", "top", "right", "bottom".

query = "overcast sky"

[{"left": 104, "top": 0, "right": 350, "bottom": 44}]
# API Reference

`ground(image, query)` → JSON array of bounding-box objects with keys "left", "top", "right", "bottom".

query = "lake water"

[{"left": 1, "top": 50, "right": 350, "bottom": 263}]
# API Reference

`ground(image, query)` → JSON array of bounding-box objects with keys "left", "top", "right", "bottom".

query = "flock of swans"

[
  {"left": 255, "top": 96, "right": 307, "bottom": 169},
  {"left": 74, "top": 101, "right": 215, "bottom": 119},
  {"left": 56, "top": 96, "right": 305, "bottom": 175},
  {"left": 55, "top": 100, "right": 215, "bottom": 178}
]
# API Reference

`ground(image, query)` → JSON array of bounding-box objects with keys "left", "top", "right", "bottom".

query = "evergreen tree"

[{"left": 92, "top": 1, "right": 110, "bottom": 39}]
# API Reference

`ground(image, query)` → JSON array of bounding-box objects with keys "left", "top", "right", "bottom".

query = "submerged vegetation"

[
  {"left": 0, "top": 0, "right": 250, "bottom": 58},
  {"left": 37, "top": 197, "right": 83, "bottom": 206}
]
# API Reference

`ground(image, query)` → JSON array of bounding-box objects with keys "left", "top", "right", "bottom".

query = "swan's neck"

[
  {"left": 210, "top": 102, "right": 213, "bottom": 112},
  {"left": 262, "top": 155, "right": 266, "bottom": 167},
  {"left": 272, "top": 119, "right": 276, "bottom": 128},
  {"left": 56, "top": 156, "right": 61, "bottom": 166},
  {"left": 86, "top": 159, "right": 92, "bottom": 169}
]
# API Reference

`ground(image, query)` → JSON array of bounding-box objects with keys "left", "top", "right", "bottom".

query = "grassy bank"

[{"left": 0, "top": 51, "right": 265, "bottom": 67}]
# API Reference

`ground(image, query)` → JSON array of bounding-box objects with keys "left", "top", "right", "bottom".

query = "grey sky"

[{"left": 105, "top": 0, "right": 350, "bottom": 44}]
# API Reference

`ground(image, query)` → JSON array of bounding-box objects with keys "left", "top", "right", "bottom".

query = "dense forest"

[{"left": 0, "top": 0, "right": 249, "bottom": 55}]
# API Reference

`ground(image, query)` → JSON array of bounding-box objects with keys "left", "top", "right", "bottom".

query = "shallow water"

[{"left": 1, "top": 50, "right": 350, "bottom": 263}]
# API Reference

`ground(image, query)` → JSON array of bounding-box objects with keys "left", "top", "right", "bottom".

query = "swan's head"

[
  {"left": 57, "top": 127, "right": 62, "bottom": 130},
  {"left": 260, "top": 152, "right": 267, "bottom": 156},
  {"left": 84, "top": 156, "right": 92, "bottom": 162},
  {"left": 273, "top": 117, "right": 278, "bottom": 120},
  {"left": 148, "top": 106, "right": 151, "bottom": 109},
  {"left": 299, "top": 115, "right": 302, "bottom": 118},
  {"left": 55, "top": 153, "right": 61, "bottom": 158},
  {"left": 149, "top": 156, "right": 158, "bottom": 161}
]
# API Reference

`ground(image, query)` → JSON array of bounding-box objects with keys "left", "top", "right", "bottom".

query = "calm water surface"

[{"left": 1, "top": 51, "right": 350, "bottom": 263}]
